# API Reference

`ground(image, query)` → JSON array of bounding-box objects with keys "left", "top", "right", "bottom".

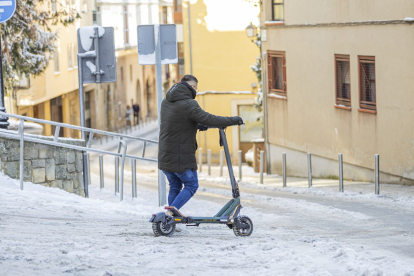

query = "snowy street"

[{"left": 1, "top": 158, "right": 414, "bottom": 275}]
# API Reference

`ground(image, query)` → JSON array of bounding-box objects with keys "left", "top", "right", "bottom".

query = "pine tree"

[{"left": 1, "top": 0, "right": 80, "bottom": 94}]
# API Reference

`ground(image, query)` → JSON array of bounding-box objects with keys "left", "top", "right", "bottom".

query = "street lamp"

[{"left": 245, "top": 22, "right": 257, "bottom": 38}]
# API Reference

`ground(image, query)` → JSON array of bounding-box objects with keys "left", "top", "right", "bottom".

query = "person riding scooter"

[{"left": 159, "top": 75, "right": 243, "bottom": 213}]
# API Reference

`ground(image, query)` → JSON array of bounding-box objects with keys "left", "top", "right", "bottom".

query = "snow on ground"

[{"left": 1, "top": 171, "right": 414, "bottom": 276}]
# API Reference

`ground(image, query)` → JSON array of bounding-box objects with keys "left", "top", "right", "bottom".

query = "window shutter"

[
  {"left": 335, "top": 55, "right": 351, "bottom": 107},
  {"left": 359, "top": 56, "right": 376, "bottom": 111},
  {"left": 267, "top": 51, "right": 287, "bottom": 97},
  {"left": 267, "top": 54, "right": 273, "bottom": 90},
  {"left": 282, "top": 56, "right": 287, "bottom": 92}
]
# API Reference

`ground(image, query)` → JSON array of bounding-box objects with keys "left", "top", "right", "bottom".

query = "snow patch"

[
  {"left": 86, "top": 61, "right": 96, "bottom": 73},
  {"left": 78, "top": 26, "right": 105, "bottom": 51},
  {"left": 268, "top": 93, "right": 287, "bottom": 99}
]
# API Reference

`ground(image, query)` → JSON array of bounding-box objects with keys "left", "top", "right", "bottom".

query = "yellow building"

[
  {"left": 8, "top": 0, "right": 95, "bottom": 138},
  {"left": 9, "top": 0, "right": 175, "bottom": 138},
  {"left": 174, "top": 0, "right": 262, "bottom": 162},
  {"left": 95, "top": 0, "right": 175, "bottom": 133}
]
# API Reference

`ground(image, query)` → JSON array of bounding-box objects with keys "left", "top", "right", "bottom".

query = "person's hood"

[{"left": 166, "top": 82, "right": 197, "bottom": 102}]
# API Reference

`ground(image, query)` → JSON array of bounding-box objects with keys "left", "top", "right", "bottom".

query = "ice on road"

[{"left": 1, "top": 172, "right": 414, "bottom": 276}]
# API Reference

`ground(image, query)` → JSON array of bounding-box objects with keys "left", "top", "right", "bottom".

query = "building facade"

[
  {"left": 9, "top": 0, "right": 174, "bottom": 138},
  {"left": 95, "top": 0, "right": 175, "bottom": 133},
  {"left": 261, "top": 0, "right": 414, "bottom": 183},
  {"left": 9, "top": 0, "right": 95, "bottom": 138},
  {"left": 173, "top": 0, "right": 261, "bottom": 162}
]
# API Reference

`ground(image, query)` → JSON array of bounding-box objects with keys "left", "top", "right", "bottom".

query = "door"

[
  {"left": 238, "top": 104, "right": 263, "bottom": 162},
  {"left": 50, "top": 96, "right": 63, "bottom": 137}
]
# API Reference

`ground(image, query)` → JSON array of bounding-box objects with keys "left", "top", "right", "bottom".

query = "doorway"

[{"left": 50, "top": 96, "right": 63, "bottom": 137}]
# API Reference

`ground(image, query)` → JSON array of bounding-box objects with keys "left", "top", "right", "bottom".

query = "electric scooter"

[{"left": 149, "top": 127, "right": 253, "bottom": 237}]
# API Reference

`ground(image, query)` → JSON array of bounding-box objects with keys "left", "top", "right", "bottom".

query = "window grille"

[
  {"left": 359, "top": 56, "right": 376, "bottom": 111},
  {"left": 267, "top": 51, "right": 286, "bottom": 96},
  {"left": 335, "top": 55, "right": 351, "bottom": 107}
]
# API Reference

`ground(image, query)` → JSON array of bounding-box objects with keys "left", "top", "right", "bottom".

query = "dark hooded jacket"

[{"left": 158, "top": 82, "right": 239, "bottom": 173}]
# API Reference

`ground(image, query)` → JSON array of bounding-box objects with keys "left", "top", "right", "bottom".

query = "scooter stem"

[{"left": 219, "top": 128, "right": 240, "bottom": 198}]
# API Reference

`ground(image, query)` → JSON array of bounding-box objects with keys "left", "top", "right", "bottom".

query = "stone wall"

[{"left": 0, "top": 133, "right": 85, "bottom": 197}]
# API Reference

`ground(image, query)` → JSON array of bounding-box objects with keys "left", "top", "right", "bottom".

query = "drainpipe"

[
  {"left": 187, "top": 0, "right": 193, "bottom": 74},
  {"left": 262, "top": 50, "right": 271, "bottom": 174}
]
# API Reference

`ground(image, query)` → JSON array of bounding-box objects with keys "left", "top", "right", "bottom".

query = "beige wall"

[
  {"left": 262, "top": 0, "right": 414, "bottom": 182},
  {"left": 263, "top": 0, "right": 414, "bottom": 24},
  {"left": 196, "top": 93, "right": 257, "bottom": 163}
]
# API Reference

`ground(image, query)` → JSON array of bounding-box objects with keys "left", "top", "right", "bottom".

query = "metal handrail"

[
  {"left": 0, "top": 111, "right": 158, "bottom": 201},
  {"left": 0, "top": 111, "right": 159, "bottom": 144}
]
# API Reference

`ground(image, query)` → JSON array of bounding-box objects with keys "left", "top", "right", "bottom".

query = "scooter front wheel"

[
  {"left": 152, "top": 221, "right": 176, "bottom": 237},
  {"left": 233, "top": 215, "right": 253, "bottom": 237}
]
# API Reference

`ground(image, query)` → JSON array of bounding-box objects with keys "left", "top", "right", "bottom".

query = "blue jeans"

[{"left": 163, "top": 169, "right": 199, "bottom": 210}]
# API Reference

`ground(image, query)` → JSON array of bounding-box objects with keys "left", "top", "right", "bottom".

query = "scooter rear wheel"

[
  {"left": 152, "top": 221, "right": 176, "bottom": 237},
  {"left": 233, "top": 215, "right": 253, "bottom": 237}
]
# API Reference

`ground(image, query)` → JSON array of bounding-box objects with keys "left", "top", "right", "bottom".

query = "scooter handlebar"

[{"left": 198, "top": 125, "right": 244, "bottom": 131}]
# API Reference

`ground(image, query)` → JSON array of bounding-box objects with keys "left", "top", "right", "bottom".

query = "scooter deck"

[{"left": 164, "top": 197, "right": 242, "bottom": 225}]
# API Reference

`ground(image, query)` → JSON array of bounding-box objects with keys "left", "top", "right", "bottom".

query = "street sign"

[
  {"left": 77, "top": 26, "right": 116, "bottom": 84},
  {"left": 138, "top": 24, "right": 178, "bottom": 65},
  {"left": 0, "top": 0, "right": 16, "bottom": 23},
  {"left": 76, "top": 26, "right": 117, "bottom": 198}
]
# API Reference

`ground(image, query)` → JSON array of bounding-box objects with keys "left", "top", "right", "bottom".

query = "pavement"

[{"left": 200, "top": 164, "right": 414, "bottom": 200}]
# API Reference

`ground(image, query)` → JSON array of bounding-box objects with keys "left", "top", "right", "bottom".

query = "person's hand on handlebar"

[
  {"left": 232, "top": 116, "right": 244, "bottom": 125},
  {"left": 197, "top": 124, "right": 209, "bottom": 131}
]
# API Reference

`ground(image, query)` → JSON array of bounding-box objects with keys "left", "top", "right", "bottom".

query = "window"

[
  {"left": 359, "top": 56, "right": 376, "bottom": 111},
  {"left": 54, "top": 51, "right": 60, "bottom": 73},
  {"left": 85, "top": 92, "right": 91, "bottom": 128},
  {"left": 123, "top": 5, "right": 129, "bottom": 44},
  {"left": 335, "top": 55, "right": 351, "bottom": 107},
  {"left": 130, "top": 65, "right": 133, "bottom": 81},
  {"left": 174, "top": 0, "right": 182, "bottom": 12},
  {"left": 120, "top": 67, "right": 124, "bottom": 82},
  {"left": 136, "top": 5, "right": 141, "bottom": 25},
  {"left": 93, "top": 7, "right": 100, "bottom": 25},
  {"left": 163, "top": 7, "right": 168, "bottom": 24},
  {"left": 272, "top": 0, "right": 284, "bottom": 21},
  {"left": 165, "top": 64, "right": 170, "bottom": 80},
  {"left": 118, "top": 102, "right": 122, "bottom": 119},
  {"left": 177, "top": 42, "right": 184, "bottom": 57},
  {"left": 73, "top": 43, "right": 78, "bottom": 67},
  {"left": 178, "top": 58, "right": 185, "bottom": 77},
  {"left": 148, "top": 4, "right": 153, "bottom": 24},
  {"left": 67, "top": 44, "right": 73, "bottom": 69},
  {"left": 82, "top": 0, "right": 88, "bottom": 12},
  {"left": 52, "top": 0, "right": 56, "bottom": 12},
  {"left": 267, "top": 51, "right": 286, "bottom": 97}
]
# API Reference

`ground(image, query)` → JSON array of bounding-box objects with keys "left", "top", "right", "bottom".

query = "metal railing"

[{"left": 0, "top": 112, "right": 158, "bottom": 201}]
